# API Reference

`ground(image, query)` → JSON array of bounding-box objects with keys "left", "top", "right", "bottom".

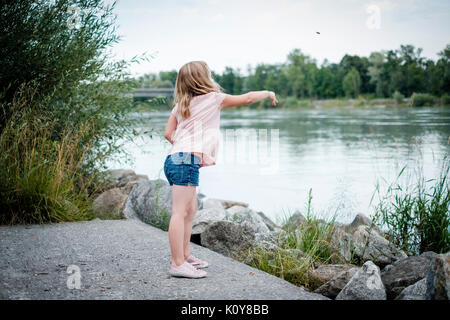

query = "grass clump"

[
  {"left": 241, "top": 189, "right": 352, "bottom": 290},
  {"left": 372, "top": 157, "right": 450, "bottom": 255}
]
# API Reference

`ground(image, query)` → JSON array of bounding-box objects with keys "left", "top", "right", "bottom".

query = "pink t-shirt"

[{"left": 168, "top": 91, "right": 226, "bottom": 167}]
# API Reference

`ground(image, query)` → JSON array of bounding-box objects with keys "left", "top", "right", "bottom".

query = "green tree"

[
  {"left": 368, "top": 51, "right": 389, "bottom": 97},
  {"left": 159, "top": 70, "right": 178, "bottom": 87},
  {"left": 435, "top": 45, "right": 450, "bottom": 94},
  {"left": 342, "top": 67, "right": 361, "bottom": 98},
  {"left": 284, "top": 49, "right": 318, "bottom": 98},
  {"left": 340, "top": 54, "right": 373, "bottom": 94}
]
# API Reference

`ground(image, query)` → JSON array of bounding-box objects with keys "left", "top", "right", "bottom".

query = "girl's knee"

[
  {"left": 187, "top": 199, "right": 198, "bottom": 217},
  {"left": 172, "top": 207, "right": 189, "bottom": 219}
]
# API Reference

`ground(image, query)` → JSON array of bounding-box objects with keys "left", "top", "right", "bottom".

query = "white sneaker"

[
  {"left": 186, "top": 255, "right": 209, "bottom": 269},
  {"left": 168, "top": 261, "right": 207, "bottom": 278}
]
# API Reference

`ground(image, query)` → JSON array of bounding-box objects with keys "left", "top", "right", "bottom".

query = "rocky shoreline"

[{"left": 93, "top": 169, "right": 450, "bottom": 300}]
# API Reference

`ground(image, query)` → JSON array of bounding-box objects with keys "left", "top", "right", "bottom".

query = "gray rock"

[
  {"left": 225, "top": 205, "right": 270, "bottom": 234},
  {"left": 105, "top": 169, "right": 149, "bottom": 194},
  {"left": 93, "top": 188, "right": 128, "bottom": 219},
  {"left": 348, "top": 213, "right": 382, "bottom": 234},
  {"left": 395, "top": 278, "right": 427, "bottom": 300},
  {"left": 314, "top": 267, "right": 359, "bottom": 299},
  {"left": 123, "top": 179, "right": 172, "bottom": 226},
  {"left": 381, "top": 251, "right": 438, "bottom": 299},
  {"left": 336, "top": 261, "right": 387, "bottom": 300},
  {"left": 105, "top": 169, "right": 136, "bottom": 185},
  {"left": 256, "top": 211, "right": 279, "bottom": 232},
  {"left": 308, "top": 264, "right": 357, "bottom": 290},
  {"left": 330, "top": 226, "right": 354, "bottom": 263},
  {"left": 286, "top": 211, "right": 307, "bottom": 229},
  {"left": 200, "top": 220, "right": 255, "bottom": 259},
  {"left": 192, "top": 207, "right": 230, "bottom": 235},
  {"left": 197, "top": 192, "right": 207, "bottom": 200},
  {"left": 351, "top": 225, "right": 407, "bottom": 268},
  {"left": 254, "top": 231, "right": 281, "bottom": 250},
  {"left": 426, "top": 252, "right": 450, "bottom": 300},
  {"left": 202, "top": 198, "right": 225, "bottom": 209}
]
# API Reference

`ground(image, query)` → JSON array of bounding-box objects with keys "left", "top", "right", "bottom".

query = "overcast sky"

[{"left": 110, "top": 0, "right": 450, "bottom": 76}]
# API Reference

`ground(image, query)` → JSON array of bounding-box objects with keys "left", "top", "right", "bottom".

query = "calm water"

[{"left": 106, "top": 106, "right": 450, "bottom": 223}]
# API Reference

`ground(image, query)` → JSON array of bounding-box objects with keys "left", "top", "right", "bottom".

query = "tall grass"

[
  {"left": 0, "top": 90, "right": 103, "bottom": 224},
  {"left": 372, "top": 156, "right": 450, "bottom": 255}
]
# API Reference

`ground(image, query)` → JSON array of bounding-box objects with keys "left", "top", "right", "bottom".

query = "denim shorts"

[{"left": 164, "top": 152, "right": 201, "bottom": 186}]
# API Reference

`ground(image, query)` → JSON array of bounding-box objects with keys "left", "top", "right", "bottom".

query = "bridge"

[{"left": 133, "top": 88, "right": 174, "bottom": 99}]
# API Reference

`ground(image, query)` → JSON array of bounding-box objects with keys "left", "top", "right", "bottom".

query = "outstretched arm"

[{"left": 220, "top": 90, "right": 278, "bottom": 109}]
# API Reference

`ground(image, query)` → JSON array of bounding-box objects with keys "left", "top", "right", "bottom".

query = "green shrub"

[
  {"left": 441, "top": 94, "right": 450, "bottom": 106},
  {"left": 411, "top": 93, "right": 436, "bottom": 107},
  {"left": 393, "top": 90, "right": 405, "bottom": 104}
]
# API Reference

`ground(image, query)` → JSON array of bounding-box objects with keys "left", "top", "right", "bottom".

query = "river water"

[{"left": 106, "top": 106, "right": 450, "bottom": 223}]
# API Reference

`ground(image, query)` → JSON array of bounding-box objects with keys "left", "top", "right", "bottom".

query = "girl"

[{"left": 163, "top": 61, "right": 278, "bottom": 278}]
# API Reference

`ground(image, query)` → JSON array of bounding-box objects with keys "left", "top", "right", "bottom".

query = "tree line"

[{"left": 137, "top": 44, "right": 450, "bottom": 100}]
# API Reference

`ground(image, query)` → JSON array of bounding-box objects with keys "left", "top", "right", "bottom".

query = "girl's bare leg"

[
  {"left": 168, "top": 184, "right": 196, "bottom": 266},
  {"left": 183, "top": 189, "right": 198, "bottom": 259}
]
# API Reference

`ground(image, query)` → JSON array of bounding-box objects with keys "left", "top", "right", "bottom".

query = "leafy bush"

[
  {"left": 393, "top": 90, "right": 405, "bottom": 104},
  {"left": 441, "top": 94, "right": 450, "bottom": 106},
  {"left": 411, "top": 93, "right": 436, "bottom": 107}
]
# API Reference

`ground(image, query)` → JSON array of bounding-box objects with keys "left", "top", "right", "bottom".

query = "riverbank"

[
  {"left": 1, "top": 168, "right": 448, "bottom": 300},
  {"left": 89, "top": 169, "right": 449, "bottom": 300},
  {"left": 135, "top": 95, "right": 450, "bottom": 112}
]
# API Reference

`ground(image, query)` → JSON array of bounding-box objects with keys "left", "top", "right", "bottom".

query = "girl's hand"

[{"left": 269, "top": 91, "right": 278, "bottom": 106}]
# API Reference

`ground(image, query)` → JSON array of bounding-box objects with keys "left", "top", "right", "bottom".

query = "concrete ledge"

[{"left": 0, "top": 219, "right": 327, "bottom": 300}]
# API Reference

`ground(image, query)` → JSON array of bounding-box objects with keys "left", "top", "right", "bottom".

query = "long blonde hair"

[{"left": 174, "top": 61, "right": 223, "bottom": 120}]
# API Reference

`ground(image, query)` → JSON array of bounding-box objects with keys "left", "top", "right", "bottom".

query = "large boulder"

[
  {"left": 308, "top": 264, "right": 357, "bottom": 290},
  {"left": 395, "top": 278, "right": 427, "bottom": 300},
  {"left": 254, "top": 230, "right": 283, "bottom": 250},
  {"left": 192, "top": 207, "right": 230, "bottom": 236},
  {"left": 351, "top": 225, "right": 407, "bottom": 268},
  {"left": 314, "top": 267, "right": 359, "bottom": 299},
  {"left": 123, "top": 179, "right": 172, "bottom": 225},
  {"left": 347, "top": 213, "right": 382, "bottom": 234},
  {"left": 330, "top": 226, "right": 354, "bottom": 263},
  {"left": 92, "top": 187, "right": 128, "bottom": 219},
  {"left": 426, "top": 252, "right": 450, "bottom": 300},
  {"left": 336, "top": 261, "right": 387, "bottom": 300},
  {"left": 285, "top": 211, "right": 307, "bottom": 229},
  {"left": 256, "top": 211, "right": 279, "bottom": 232},
  {"left": 225, "top": 205, "right": 271, "bottom": 234},
  {"left": 201, "top": 198, "right": 225, "bottom": 209},
  {"left": 200, "top": 220, "right": 255, "bottom": 259},
  {"left": 381, "top": 251, "right": 438, "bottom": 299},
  {"left": 105, "top": 169, "right": 149, "bottom": 194}
]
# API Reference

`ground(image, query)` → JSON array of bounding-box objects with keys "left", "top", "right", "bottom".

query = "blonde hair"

[{"left": 173, "top": 61, "right": 223, "bottom": 119}]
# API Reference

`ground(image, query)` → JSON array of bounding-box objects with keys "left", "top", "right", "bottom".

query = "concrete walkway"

[{"left": 0, "top": 219, "right": 327, "bottom": 300}]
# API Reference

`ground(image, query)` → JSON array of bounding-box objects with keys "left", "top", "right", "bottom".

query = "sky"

[{"left": 109, "top": 0, "right": 450, "bottom": 77}]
